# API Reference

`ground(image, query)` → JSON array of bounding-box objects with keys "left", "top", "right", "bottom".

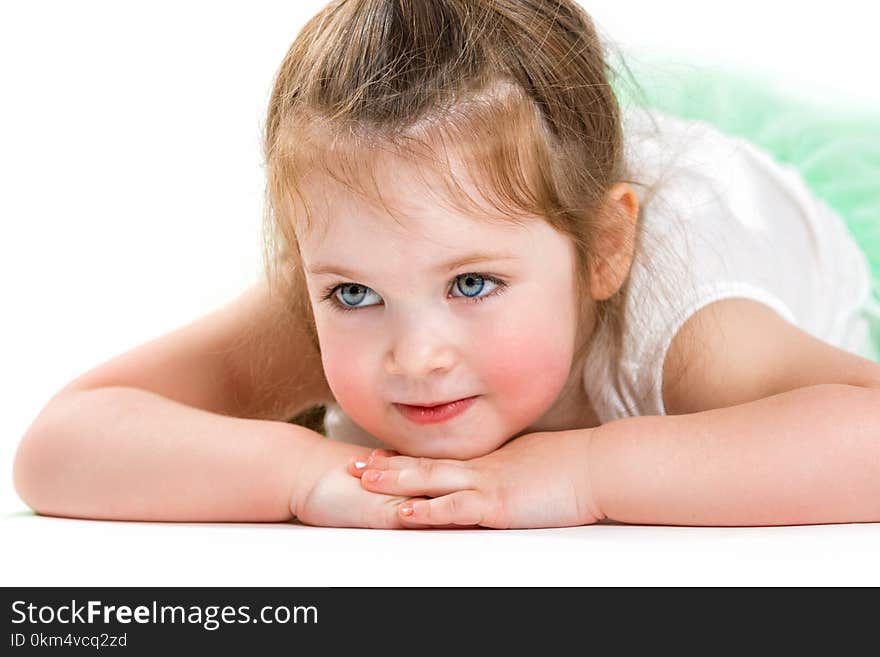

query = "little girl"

[{"left": 13, "top": 0, "right": 880, "bottom": 529}]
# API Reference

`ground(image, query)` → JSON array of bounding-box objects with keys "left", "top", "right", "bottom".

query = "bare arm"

[
  {"left": 12, "top": 386, "right": 330, "bottom": 523},
  {"left": 589, "top": 384, "right": 880, "bottom": 526},
  {"left": 11, "top": 276, "right": 422, "bottom": 528}
]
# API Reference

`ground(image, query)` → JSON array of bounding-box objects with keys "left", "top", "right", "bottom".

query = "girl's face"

[{"left": 297, "top": 159, "right": 594, "bottom": 459}]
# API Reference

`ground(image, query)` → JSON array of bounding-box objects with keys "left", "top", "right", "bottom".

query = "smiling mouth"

[
  {"left": 393, "top": 396, "right": 479, "bottom": 425},
  {"left": 402, "top": 398, "right": 469, "bottom": 408}
]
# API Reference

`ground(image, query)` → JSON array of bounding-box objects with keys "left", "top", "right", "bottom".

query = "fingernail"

[
  {"left": 400, "top": 504, "right": 414, "bottom": 516},
  {"left": 364, "top": 470, "right": 382, "bottom": 482},
  {"left": 353, "top": 460, "right": 368, "bottom": 471}
]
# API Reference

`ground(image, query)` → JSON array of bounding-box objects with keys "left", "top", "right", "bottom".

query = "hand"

[
  {"left": 346, "top": 429, "right": 606, "bottom": 529},
  {"left": 289, "top": 432, "right": 426, "bottom": 529}
]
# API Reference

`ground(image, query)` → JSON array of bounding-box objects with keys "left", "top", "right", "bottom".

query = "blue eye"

[
  {"left": 320, "top": 272, "right": 509, "bottom": 313},
  {"left": 455, "top": 273, "right": 489, "bottom": 298}
]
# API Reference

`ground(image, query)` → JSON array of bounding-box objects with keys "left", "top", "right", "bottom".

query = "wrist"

[
  {"left": 283, "top": 423, "right": 328, "bottom": 520},
  {"left": 578, "top": 425, "right": 608, "bottom": 524},
  {"left": 285, "top": 424, "right": 373, "bottom": 520}
]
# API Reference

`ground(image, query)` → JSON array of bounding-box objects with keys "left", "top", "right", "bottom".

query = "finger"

[
  {"left": 360, "top": 460, "right": 475, "bottom": 497},
  {"left": 394, "top": 497, "right": 480, "bottom": 529},
  {"left": 385, "top": 497, "right": 436, "bottom": 529},
  {"left": 367, "top": 497, "right": 442, "bottom": 530},
  {"left": 346, "top": 450, "right": 409, "bottom": 477},
  {"left": 347, "top": 455, "right": 372, "bottom": 478},
  {"left": 369, "top": 453, "right": 466, "bottom": 471},
  {"left": 399, "top": 491, "right": 489, "bottom": 526}
]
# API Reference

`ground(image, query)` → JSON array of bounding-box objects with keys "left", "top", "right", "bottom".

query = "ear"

[{"left": 588, "top": 182, "right": 639, "bottom": 301}]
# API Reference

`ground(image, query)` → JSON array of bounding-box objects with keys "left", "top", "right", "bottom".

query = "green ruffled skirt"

[{"left": 611, "top": 55, "right": 880, "bottom": 357}]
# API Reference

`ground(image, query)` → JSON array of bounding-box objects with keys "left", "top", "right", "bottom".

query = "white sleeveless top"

[
  {"left": 582, "top": 107, "right": 879, "bottom": 423},
  {"left": 321, "top": 107, "right": 879, "bottom": 443}
]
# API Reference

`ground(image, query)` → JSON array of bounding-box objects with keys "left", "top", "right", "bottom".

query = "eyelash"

[{"left": 319, "top": 273, "right": 509, "bottom": 314}]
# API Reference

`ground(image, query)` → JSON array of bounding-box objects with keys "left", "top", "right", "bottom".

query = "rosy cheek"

[
  {"left": 319, "top": 329, "right": 378, "bottom": 411},
  {"left": 480, "top": 317, "right": 573, "bottom": 426}
]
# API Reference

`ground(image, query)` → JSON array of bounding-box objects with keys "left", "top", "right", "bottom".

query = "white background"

[{"left": 2, "top": 1, "right": 879, "bottom": 586}]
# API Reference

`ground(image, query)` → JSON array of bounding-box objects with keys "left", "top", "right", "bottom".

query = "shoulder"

[
  {"left": 662, "top": 296, "right": 880, "bottom": 415},
  {"left": 597, "top": 110, "right": 874, "bottom": 418}
]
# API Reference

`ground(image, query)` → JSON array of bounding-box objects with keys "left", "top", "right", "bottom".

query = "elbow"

[
  {"left": 12, "top": 392, "right": 85, "bottom": 516},
  {"left": 12, "top": 430, "right": 53, "bottom": 515},
  {"left": 14, "top": 426, "right": 85, "bottom": 518}
]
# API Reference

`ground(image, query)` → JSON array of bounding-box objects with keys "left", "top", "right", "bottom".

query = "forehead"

[{"left": 295, "top": 148, "right": 535, "bottom": 258}]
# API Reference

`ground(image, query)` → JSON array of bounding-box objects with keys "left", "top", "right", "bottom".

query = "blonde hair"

[{"left": 260, "top": 0, "right": 660, "bottom": 416}]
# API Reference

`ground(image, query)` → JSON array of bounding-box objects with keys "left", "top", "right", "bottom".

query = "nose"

[{"left": 384, "top": 315, "right": 459, "bottom": 378}]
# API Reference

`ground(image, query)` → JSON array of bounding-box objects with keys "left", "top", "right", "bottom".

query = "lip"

[{"left": 394, "top": 396, "right": 479, "bottom": 425}]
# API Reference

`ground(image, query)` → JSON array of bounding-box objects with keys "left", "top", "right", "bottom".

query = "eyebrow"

[{"left": 306, "top": 251, "right": 521, "bottom": 278}]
